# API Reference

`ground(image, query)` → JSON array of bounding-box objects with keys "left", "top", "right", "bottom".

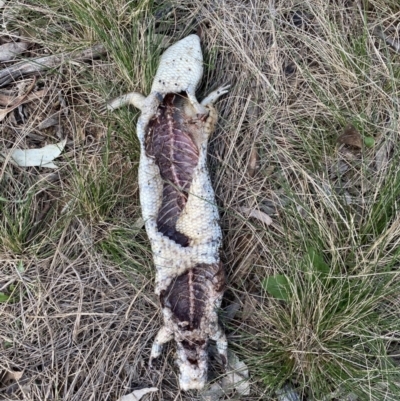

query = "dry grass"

[{"left": 1, "top": 0, "right": 400, "bottom": 400}]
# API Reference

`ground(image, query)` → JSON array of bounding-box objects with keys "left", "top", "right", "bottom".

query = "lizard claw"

[
  {"left": 215, "top": 84, "right": 231, "bottom": 97},
  {"left": 201, "top": 84, "right": 230, "bottom": 106},
  {"left": 149, "top": 356, "right": 162, "bottom": 372}
]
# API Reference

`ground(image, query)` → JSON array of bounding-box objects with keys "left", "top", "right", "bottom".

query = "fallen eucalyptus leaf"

[
  {"left": 0, "top": 88, "right": 48, "bottom": 107},
  {"left": 239, "top": 207, "right": 273, "bottom": 225},
  {"left": 202, "top": 349, "right": 250, "bottom": 399},
  {"left": 37, "top": 111, "right": 61, "bottom": 130},
  {"left": 0, "top": 78, "right": 36, "bottom": 121},
  {"left": 221, "top": 350, "right": 250, "bottom": 395},
  {"left": 118, "top": 387, "right": 158, "bottom": 401},
  {"left": 8, "top": 138, "right": 67, "bottom": 168},
  {"left": 200, "top": 382, "right": 224, "bottom": 401},
  {"left": 0, "top": 41, "right": 29, "bottom": 62}
]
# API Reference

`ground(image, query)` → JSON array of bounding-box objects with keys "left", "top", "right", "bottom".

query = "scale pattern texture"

[{"left": 145, "top": 93, "right": 200, "bottom": 246}]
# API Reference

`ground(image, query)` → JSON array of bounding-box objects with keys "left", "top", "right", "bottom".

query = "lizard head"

[{"left": 175, "top": 338, "right": 208, "bottom": 390}]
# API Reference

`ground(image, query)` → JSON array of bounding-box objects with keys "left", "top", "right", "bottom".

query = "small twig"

[
  {"left": 0, "top": 44, "right": 107, "bottom": 87},
  {"left": 28, "top": 313, "right": 118, "bottom": 318}
]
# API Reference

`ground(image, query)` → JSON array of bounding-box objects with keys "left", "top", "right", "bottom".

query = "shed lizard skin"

[{"left": 106, "top": 34, "right": 229, "bottom": 391}]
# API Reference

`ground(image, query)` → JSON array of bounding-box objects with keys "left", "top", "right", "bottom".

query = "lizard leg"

[
  {"left": 106, "top": 92, "right": 146, "bottom": 111},
  {"left": 188, "top": 103, "right": 218, "bottom": 147},
  {"left": 187, "top": 90, "right": 208, "bottom": 116},
  {"left": 201, "top": 84, "right": 230, "bottom": 106},
  {"left": 210, "top": 324, "right": 228, "bottom": 367},
  {"left": 203, "top": 105, "right": 218, "bottom": 138},
  {"left": 149, "top": 325, "right": 174, "bottom": 366}
]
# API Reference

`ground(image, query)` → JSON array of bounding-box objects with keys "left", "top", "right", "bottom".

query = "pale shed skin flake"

[{"left": 106, "top": 34, "right": 229, "bottom": 391}]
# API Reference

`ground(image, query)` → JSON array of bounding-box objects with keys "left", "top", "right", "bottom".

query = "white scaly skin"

[{"left": 106, "top": 34, "right": 229, "bottom": 391}]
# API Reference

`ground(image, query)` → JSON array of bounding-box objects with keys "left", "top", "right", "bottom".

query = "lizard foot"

[{"left": 201, "top": 84, "right": 230, "bottom": 106}]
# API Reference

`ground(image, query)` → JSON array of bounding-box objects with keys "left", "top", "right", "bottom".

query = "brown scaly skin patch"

[
  {"left": 145, "top": 92, "right": 200, "bottom": 246},
  {"left": 157, "top": 262, "right": 226, "bottom": 390},
  {"left": 160, "top": 262, "right": 225, "bottom": 331}
]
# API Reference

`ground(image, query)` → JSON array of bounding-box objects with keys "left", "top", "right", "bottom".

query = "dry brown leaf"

[
  {"left": 239, "top": 207, "right": 273, "bottom": 225},
  {"left": 2, "top": 370, "right": 23, "bottom": 383},
  {"left": 337, "top": 124, "right": 363, "bottom": 149},
  {"left": 0, "top": 77, "right": 36, "bottom": 121},
  {"left": 248, "top": 146, "right": 259, "bottom": 177},
  {"left": 37, "top": 110, "right": 61, "bottom": 130},
  {"left": 0, "top": 42, "right": 29, "bottom": 62},
  {"left": 0, "top": 88, "right": 49, "bottom": 107}
]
